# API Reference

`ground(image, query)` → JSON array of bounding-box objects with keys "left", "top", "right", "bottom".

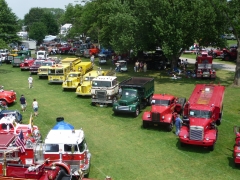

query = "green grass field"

[{"left": 0, "top": 56, "right": 240, "bottom": 180}]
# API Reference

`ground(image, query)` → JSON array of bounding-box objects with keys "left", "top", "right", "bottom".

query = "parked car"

[{"left": 223, "top": 34, "right": 236, "bottom": 40}]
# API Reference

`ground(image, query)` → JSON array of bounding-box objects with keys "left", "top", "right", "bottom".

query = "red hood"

[
  {"left": 151, "top": 105, "right": 169, "bottom": 114},
  {"left": 189, "top": 117, "right": 210, "bottom": 127},
  {"left": 0, "top": 90, "right": 15, "bottom": 96}
]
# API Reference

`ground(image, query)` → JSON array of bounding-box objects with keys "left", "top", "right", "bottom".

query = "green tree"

[
  {"left": 0, "top": 0, "right": 19, "bottom": 45},
  {"left": 29, "top": 22, "right": 47, "bottom": 45},
  {"left": 41, "top": 12, "right": 59, "bottom": 35},
  {"left": 24, "top": 8, "right": 45, "bottom": 28}
]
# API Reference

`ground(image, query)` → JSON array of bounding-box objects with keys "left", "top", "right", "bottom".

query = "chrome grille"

[
  {"left": 81, "top": 86, "right": 86, "bottom": 93},
  {"left": 118, "top": 106, "right": 129, "bottom": 110},
  {"left": 152, "top": 112, "right": 160, "bottom": 122},
  {"left": 190, "top": 126, "right": 204, "bottom": 140},
  {"left": 119, "top": 102, "right": 127, "bottom": 106},
  {"left": 96, "top": 91, "right": 106, "bottom": 100},
  {"left": 67, "top": 81, "right": 72, "bottom": 86}
]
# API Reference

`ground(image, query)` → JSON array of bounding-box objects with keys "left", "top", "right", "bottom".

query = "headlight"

[
  {"left": 184, "top": 135, "right": 187, "bottom": 138},
  {"left": 162, "top": 116, "right": 165, "bottom": 119},
  {"left": 115, "top": 106, "right": 118, "bottom": 109},
  {"left": 147, "top": 114, "right": 151, "bottom": 118},
  {"left": 108, "top": 96, "right": 111, "bottom": 100},
  {"left": 92, "top": 95, "right": 95, "bottom": 98},
  {"left": 206, "top": 137, "right": 209, "bottom": 141},
  {"left": 237, "top": 153, "right": 240, "bottom": 157}
]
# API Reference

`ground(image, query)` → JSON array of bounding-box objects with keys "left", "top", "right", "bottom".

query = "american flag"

[{"left": 16, "top": 130, "right": 25, "bottom": 153}]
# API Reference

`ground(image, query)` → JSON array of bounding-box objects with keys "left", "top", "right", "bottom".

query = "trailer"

[
  {"left": 21, "top": 40, "right": 37, "bottom": 50},
  {"left": 113, "top": 77, "right": 154, "bottom": 117},
  {"left": 179, "top": 84, "right": 225, "bottom": 151}
]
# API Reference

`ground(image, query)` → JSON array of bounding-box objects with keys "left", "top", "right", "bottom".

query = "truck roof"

[
  {"left": 45, "top": 129, "right": 84, "bottom": 144},
  {"left": 92, "top": 76, "right": 117, "bottom": 81},
  {"left": 49, "top": 64, "right": 69, "bottom": 69},
  {"left": 188, "top": 84, "right": 225, "bottom": 109},
  {"left": 152, "top": 94, "right": 176, "bottom": 100},
  {"left": 61, "top": 58, "right": 80, "bottom": 64},
  {"left": 0, "top": 134, "right": 15, "bottom": 147}
]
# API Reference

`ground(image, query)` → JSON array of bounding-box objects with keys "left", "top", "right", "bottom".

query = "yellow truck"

[
  {"left": 75, "top": 68, "right": 115, "bottom": 96},
  {"left": 48, "top": 57, "right": 82, "bottom": 83},
  {"left": 48, "top": 64, "right": 71, "bottom": 83},
  {"left": 37, "top": 60, "right": 56, "bottom": 79},
  {"left": 9, "top": 49, "right": 19, "bottom": 57},
  {"left": 62, "top": 62, "right": 93, "bottom": 90}
]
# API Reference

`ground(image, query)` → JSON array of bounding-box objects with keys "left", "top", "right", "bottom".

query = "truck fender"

[{"left": 163, "top": 114, "right": 173, "bottom": 123}]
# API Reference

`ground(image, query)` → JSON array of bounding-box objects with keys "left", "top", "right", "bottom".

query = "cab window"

[{"left": 45, "top": 144, "right": 59, "bottom": 152}]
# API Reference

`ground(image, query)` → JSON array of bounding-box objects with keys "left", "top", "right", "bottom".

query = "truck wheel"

[
  {"left": 147, "top": 95, "right": 153, "bottom": 106},
  {"left": 142, "top": 121, "right": 149, "bottom": 128},
  {"left": 212, "top": 54, "right": 216, "bottom": 59},
  {"left": 134, "top": 107, "right": 140, "bottom": 117},
  {"left": 167, "top": 121, "right": 173, "bottom": 132},
  {"left": 209, "top": 142, "right": 215, "bottom": 151},
  {"left": 0, "top": 99, "right": 8, "bottom": 106},
  {"left": 112, "top": 97, "right": 117, "bottom": 105},
  {"left": 180, "top": 142, "right": 185, "bottom": 147},
  {"left": 216, "top": 106, "right": 223, "bottom": 126}
]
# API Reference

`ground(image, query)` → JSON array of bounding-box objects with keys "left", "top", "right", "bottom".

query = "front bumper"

[{"left": 179, "top": 136, "right": 214, "bottom": 146}]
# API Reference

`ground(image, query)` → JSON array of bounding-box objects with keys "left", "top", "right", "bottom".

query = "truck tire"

[
  {"left": 147, "top": 95, "right": 153, "bottom": 106},
  {"left": 212, "top": 53, "right": 217, "bottom": 59},
  {"left": 209, "top": 142, "right": 216, "bottom": 151},
  {"left": 216, "top": 106, "right": 223, "bottom": 126},
  {"left": 167, "top": 121, "right": 173, "bottom": 132},
  {"left": 0, "top": 99, "right": 8, "bottom": 106},
  {"left": 134, "top": 107, "right": 140, "bottom": 117},
  {"left": 142, "top": 121, "right": 149, "bottom": 128}
]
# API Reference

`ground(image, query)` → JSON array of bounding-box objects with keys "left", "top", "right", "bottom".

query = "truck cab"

[
  {"left": 20, "top": 57, "right": 35, "bottom": 71},
  {"left": 37, "top": 60, "right": 56, "bottom": 78},
  {"left": 179, "top": 84, "right": 225, "bottom": 151},
  {"left": 62, "top": 71, "right": 82, "bottom": 90},
  {"left": 142, "top": 94, "right": 186, "bottom": 131},
  {"left": 91, "top": 76, "right": 119, "bottom": 106},
  {"left": 196, "top": 52, "right": 216, "bottom": 79},
  {"left": 36, "top": 50, "right": 48, "bottom": 59},
  {"left": 30, "top": 60, "right": 45, "bottom": 74},
  {"left": 0, "top": 86, "right": 16, "bottom": 105},
  {"left": 113, "top": 77, "right": 154, "bottom": 117}
]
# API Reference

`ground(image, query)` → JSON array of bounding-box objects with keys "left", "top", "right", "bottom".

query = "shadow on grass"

[
  {"left": 140, "top": 124, "right": 172, "bottom": 132},
  {"left": 175, "top": 140, "right": 212, "bottom": 154}
]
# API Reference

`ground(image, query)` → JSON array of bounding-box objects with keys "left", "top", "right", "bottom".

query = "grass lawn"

[{"left": 0, "top": 56, "right": 240, "bottom": 180}]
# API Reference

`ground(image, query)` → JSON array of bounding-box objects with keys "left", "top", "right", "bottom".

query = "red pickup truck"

[
  {"left": 20, "top": 58, "right": 35, "bottom": 71},
  {"left": 0, "top": 86, "right": 16, "bottom": 105}
]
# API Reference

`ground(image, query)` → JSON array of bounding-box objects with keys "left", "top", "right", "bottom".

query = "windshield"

[
  {"left": 122, "top": 90, "right": 137, "bottom": 98},
  {"left": 68, "top": 73, "right": 78, "bottom": 77},
  {"left": 189, "top": 109, "right": 211, "bottom": 118},
  {"left": 49, "top": 69, "right": 63, "bottom": 74},
  {"left": 64, "top": 139, "right": 85, "bottom": 153},
  {"left": 45, "top": 144, "right": 59, "bottom": 152},
  {"left": 84, "top": 77, "right": 95, "bottom": 81},
  {"left": 42, "top": 62, "right": 53, "bottom": 66},
  {"left": 35, "top": 61, "right": 42, "bottom": 65},
  {"left": 92, "top": 80, "right": 111, "bottom": 87},
  {"left": 151, "top": 99, "right": 170, "bottom": 106},
  {"left": 38, "top": 52, "right": 44, "bottom": 55}
]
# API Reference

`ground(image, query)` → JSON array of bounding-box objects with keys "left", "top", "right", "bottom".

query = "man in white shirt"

[{"left": 28, "top": 75, "right": 33, "bottom": 89}]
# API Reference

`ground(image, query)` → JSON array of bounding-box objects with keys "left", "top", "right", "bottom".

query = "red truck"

[
  {"left": 142, "top": 94, "right": 186, "bottom": 131},
  {"left": 0, "top": 86, "right": 16, "bottom": 105},
  {"left": 195, "top": 52, "right": 216, "bottom": 79},
  {"left": 20, "top": 58, "right": 35, "bottom": 71},
  {"left": 221, "top": 48, "right": 238, "bottom": 61},
  {"left": 58, "top": 44, "right": 72, "bottom": 54},
  {"left": 179, "top": 84, "right": 225, "bottom": 151},
  {"left": 233, "top": 126, "right": 240, "bottom": 166}
]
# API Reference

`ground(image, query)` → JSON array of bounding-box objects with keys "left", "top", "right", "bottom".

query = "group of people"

[
  {"left": 20, "top": 95, "right": 39, "bottom": 117},
  {"left": 134, "top": 60, "right": 147, "bottom": 72}
]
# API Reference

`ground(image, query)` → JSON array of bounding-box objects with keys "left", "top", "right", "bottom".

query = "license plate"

[{"left": 154, "top": 124, "right": 158, "bottom": 126}]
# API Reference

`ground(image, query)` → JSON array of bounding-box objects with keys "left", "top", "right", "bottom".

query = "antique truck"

[
  {"left": 179, "top": 84, "right": 225, "bottom": 151},
  {"left": 29, "top": 59, "right": 45, "bottom": 74},
  {"left": 142, "top": 94, "right": 186, "bottom": 131},
  {"left": 75, "top": 44, "right": 88, "bottom": 57},
  {"left": 5, "top": 55, "right": 14, "bottom": 64},
  {"left": 0, "top": 86, "right": 16, "bottom": 105},
  {"left": 12, "top": 50, "right": 31, "bottom": 67},
  {"left": 48, "top": 58, "right": 81, "bottom": 83},
  {"left": 20, "top": 58, "right": 35, "bottom": 71},
  {"left": 76, "top": 68, "right": 115, "bottom": 96},
  {"left": 37, "top": 60, "right": 56, "bottom": 79},
  {"left": 113, "top": 77, "right": 154, "bottom": 117},
  {"left": 233, "top": 126, "right": 240, "bottom": 166},
  {"left": 58, "top": 44, "right": 72, "bottom": 54},
  {"left": 0, "top": 49, "right": 9, "bottom": 63},
  {"left": 221, "top": 47, "right": 238, "bottom": 61},
  {"left": 196, "top": 52, "right": 216, "bottom": 79},
  {"left": 91, "top": 76, "right": 119, "bottom": 106},
  {"left": 62, "top": 62, "right": 93, "bottom": 90},
  {"left": 36, "top": 50, "right": 48, "bottom": 59},
  {"left": 0, "top": 117, "right": 91, "bottom": 179}
]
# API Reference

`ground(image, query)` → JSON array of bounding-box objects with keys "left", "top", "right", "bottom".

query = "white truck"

[
  {"left": 91, "top": 76, "right": 119, "bottom": 106},
  {"left": 36, "top": 50, "right": 48, "bottom": 59},
  {"left": 21, "top": 40, "right": 37, "bottom": 50}
]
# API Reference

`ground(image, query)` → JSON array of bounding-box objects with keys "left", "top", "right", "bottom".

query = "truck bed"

[{"left": 120, "top": 77, "right": 154, "bottom": 87}]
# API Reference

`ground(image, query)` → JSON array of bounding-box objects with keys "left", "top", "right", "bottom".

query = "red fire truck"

[
  {"left": 195, "top": 52, "right": 216, "bottom": 79},
  {"left": 142, "top": 94, "right": 186, "bottom": 131},
  {"left": 0, "top": 117, "right": 91, "bottom": 179},
  {"left": 179, "top": 84, "right": 225, "bottom": 151},
  {"left": 233, "top": 126, "right": 240, "bottom": 166}
]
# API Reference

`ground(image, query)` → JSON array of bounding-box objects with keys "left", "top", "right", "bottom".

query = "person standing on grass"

[
  {"left": 28, "top": 75, "right": 33, "bottom": 89},
  {"left": 90, "top": 55, "right": 95, "bottom": 66},
  {"left": 32, "top": 99, "right": 39, "bottom": 117},
  {"left": 20, "top": 95, "right": 27, "bottom": 112},
  {"left": 175, "top": 114, "right": 183, "bottom": 136}
]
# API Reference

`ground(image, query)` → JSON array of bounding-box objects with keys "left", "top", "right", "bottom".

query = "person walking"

[
  {"left": 135, "top": 60, "right": 139, "bottom": 72},
  {"left": 175, "top": 114, "right": 183, "bottom": 136},
  {"left": 28, "top": 75, "right": 33, "bottom": 89},
  {"left": 32, "top": 99, "right": 39, "bottom": 117},
  {"left": 90, "top": 55, "right": 95, "bottom": 66},
  {"left": 20, "top": 95, "right": 27, "bottom": 112}
]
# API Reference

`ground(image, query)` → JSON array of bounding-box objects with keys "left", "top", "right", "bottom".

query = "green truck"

[
  {"left": 113, "top": 77, "right": 154, "bottom": 117},
  {"left": 12, "top": 50, "right": 31, "bottom": 67}
]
